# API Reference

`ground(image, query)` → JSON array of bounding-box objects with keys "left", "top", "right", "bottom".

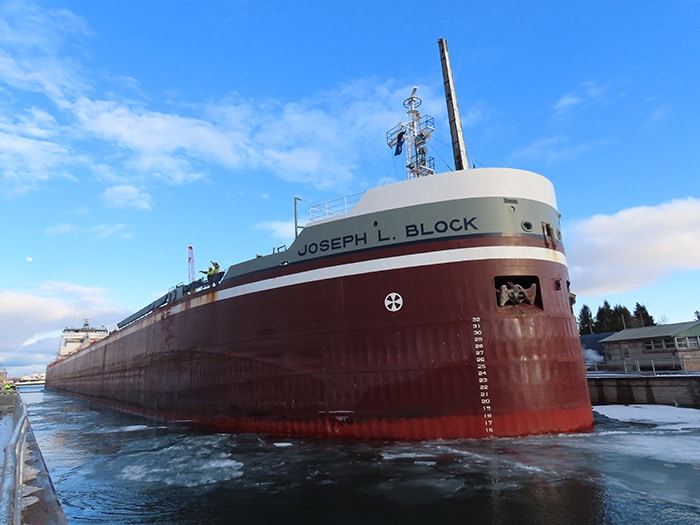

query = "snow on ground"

[{"left": 594, "top": 404, "right": 700, "bottom": 430}]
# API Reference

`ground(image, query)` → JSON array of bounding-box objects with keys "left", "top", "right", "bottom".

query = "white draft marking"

[{"left": 385, "top": 292, "right": 403, "bottom": 312}]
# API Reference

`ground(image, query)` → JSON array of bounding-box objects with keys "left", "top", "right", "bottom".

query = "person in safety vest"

[
  {"left": 200, "top": 266, "right": 214, "bottom": 286},
  {"left": 209, "top": 261, "right": 222, "bottom": 286}
]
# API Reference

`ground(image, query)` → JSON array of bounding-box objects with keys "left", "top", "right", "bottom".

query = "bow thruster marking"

[{"left": 384, "top": 292, "right": 403, "bottom": 312}]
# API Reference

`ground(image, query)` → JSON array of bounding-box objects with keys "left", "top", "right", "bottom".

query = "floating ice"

[{"left": 594, "top": 404, "right": 700, "bottom": 430}]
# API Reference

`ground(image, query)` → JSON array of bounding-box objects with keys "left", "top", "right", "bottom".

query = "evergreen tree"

[
  {"left": 580, "top": 300, "right": 663, "bottom": 333},
  {"left": 611, "top": 304, "right": 633, "bottom": 331},
  {"left": 695, "top": 310, "right": 700, "bottom": 321},
  {"left": 577, "top": 304, "right": 595, "bottom": 334},
  {"left": 632, "top": 303, "right": 655, "bottom": 327},
  {"left": 593, "top": 301, "right": 615, "bottom": 333}
]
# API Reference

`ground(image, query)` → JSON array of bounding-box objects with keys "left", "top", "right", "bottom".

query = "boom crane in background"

[{"left": 187, "top": 246, "right": 196, "bottom": 283}]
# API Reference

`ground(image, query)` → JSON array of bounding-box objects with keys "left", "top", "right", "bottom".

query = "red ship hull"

[
  {"left": 47, "top": 235, "right": 593, "bottom": 439},
  {"left": 48, "top": 44, "right": 593, "bottom": 440}
]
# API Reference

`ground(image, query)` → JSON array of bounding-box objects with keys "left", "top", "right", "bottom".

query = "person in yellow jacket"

[
  {"left": 200, "top": 266, "right": 214, "bottom": 286},
  {"left": 200, "top": 262, "right": 223, "bottom": 287}
]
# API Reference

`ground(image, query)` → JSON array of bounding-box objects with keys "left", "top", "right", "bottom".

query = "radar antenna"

[{"left": 386, "top": 87, "right": 435, "bottom": 179}]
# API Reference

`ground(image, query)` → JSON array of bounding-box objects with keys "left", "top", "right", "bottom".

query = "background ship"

[{"left": 46, "top": 39, "right": 593, "bottom": 439}]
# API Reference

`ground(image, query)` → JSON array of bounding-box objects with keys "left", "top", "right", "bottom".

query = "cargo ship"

[{"left": 46, "top": 40, "right": 593, "bottom": 439}]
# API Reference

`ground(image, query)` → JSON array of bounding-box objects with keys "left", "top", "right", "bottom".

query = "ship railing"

[
  {"left": 117, "top": 277, "right": 210, "bottom": 329},
  {"left": 385, "top": 114, "right": 435, "bottom": 147},
  {"left": 306, "top": 192, "right": 364, "bottom": 223},
  {"left": 586, "top": 356, "right": 698, "bottom": 376},
  {"left": 0, "top": 395, "right": 27, "bottom": 525}
]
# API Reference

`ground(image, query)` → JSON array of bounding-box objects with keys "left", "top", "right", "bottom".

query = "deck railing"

[
  {"left": 586, "top": 356, "right": 700, "bottom": 376},
  {"left": 307, "top": 192, "right": 364, "bottom": 223},
  {"left": 0, "top": 395, "right": 27, "bottom": 525}
]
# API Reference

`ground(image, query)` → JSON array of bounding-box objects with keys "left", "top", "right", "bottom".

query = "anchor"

[{"left": 497, "top": 282, "right": 537, "bottom": 307}]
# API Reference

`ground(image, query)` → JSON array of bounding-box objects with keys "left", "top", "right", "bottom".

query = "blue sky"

[{"left": 1, "top": 0, "right": 699, "bottom": 377}]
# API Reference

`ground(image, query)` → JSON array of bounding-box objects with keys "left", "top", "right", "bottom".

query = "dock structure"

[
  {"left": 588, "top": 373, "right": 700, "bottom": 408},
  {"left": 0, "top": 393, "right": 67, "bottom": 525}
]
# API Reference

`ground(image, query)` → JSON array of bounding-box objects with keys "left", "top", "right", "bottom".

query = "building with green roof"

[{"left": 599, "top": 320, "right": 700, "bottom": 372}]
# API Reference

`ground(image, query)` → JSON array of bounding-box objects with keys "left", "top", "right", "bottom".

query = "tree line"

[{"left": 577, "top": 301, "right": 655, "bottom": 334}]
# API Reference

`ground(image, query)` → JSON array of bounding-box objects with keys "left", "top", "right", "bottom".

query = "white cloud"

[
  {"left": 0, "top": 1, "right": 90, "bottom": 51},
  {"left": 101, "top": 184, "right": 152, "bottom": 211},
  {"left": 46, "top": 223, "right": 77, "bottom": 235},
  {"left": 89, "top": 223, "right": 131, "bottom": 239},
  {"left": 0, "top": 0, "right": 90, "bottom": 106},
  {"left": 649, "top": 105, "right": 668, "bottom": 123},
  {"left": 20, "top": 330, "right": 61, "bottom": 347},
  {"left": 46, "top": 221, "right": 130, "bottom": 239},
  {"left": 0, "top": 0, "right": 417, "bottom": 197},
  {"left": 247, "top": 80, "right": 415, "bottom": 190},
  {"left": 553, "top": 81, "right": 604, "bottom": 117},
  {"left": 37, "top": 281, "right": 115, "bottom": 306},
  {"left": 582, "top": 81, "right": 604, "bottom": 98},
  {"left": 65, "top": 89, "right": 390, "bottom": 190},
  {"left": 255, "top": 220, "right": 296, "bottom": 241},
  {"left": 0, "top": 129, "right": 78, "bottom": 192},
  {"left": 129, "top": 153, "right": 204, "bottom": 185},
  {"left": 554, "top": 94, "right": 582, "bottom": 113},
  {"left": 566, "top": 197, "right": 700, "bottom": 296},
  {"left": 0, "top": 107, "right": 58, "bottom": 139},
  {"left": 512, "top": 135, "right": 601, "bottom": 164},
  {"left": 0, "top": 283, "right": 126, "bottom": 377},
  {"left": 71, "top": 98, "right": 256, "bottom": 176},
  {"left": 461, "top": 104, "right": 489, "bottom": 128}
]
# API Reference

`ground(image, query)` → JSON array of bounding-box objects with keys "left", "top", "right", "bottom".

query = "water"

[{"left": 20, "top": 389, "right": 700, "bottom": 524}]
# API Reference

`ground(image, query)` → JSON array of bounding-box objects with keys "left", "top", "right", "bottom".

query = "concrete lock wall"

[
  {"left": 0, "top": 394, "right": 67, "bottom": 525},
  {"left": 588, "top": 376, "right": 700, "bottom": 408}
]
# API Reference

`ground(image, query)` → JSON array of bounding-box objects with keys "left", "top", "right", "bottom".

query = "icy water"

[{"left": 21, "top": 389, "right": 700, "bottom": 525}]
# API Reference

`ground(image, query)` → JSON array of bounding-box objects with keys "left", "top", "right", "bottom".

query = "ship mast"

[
  {"left": 386, "top": 88, "right": 435, "bottom": 179},
  {"left": 386, "top": 39, "right": 468, "bottom": 177},
  {"left": 438, "top": 38, "right": 469, "bottom": 171}
]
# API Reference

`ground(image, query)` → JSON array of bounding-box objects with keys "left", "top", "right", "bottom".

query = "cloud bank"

[
  {"left": 0, "top": 0, "right": 416, "bottom": 196},
  {"left": 566, "top": 197, "right": 700, "bottom": 296},
  {"left": 0, "top": 283, "right": 128, "bottom": 377}
]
